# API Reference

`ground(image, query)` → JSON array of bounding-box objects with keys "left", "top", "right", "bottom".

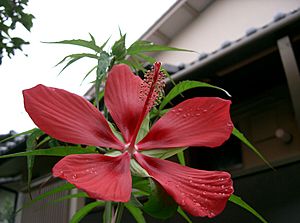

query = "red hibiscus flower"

[{"left": 23, "top": 62, "right": 234, "bottom": 217}]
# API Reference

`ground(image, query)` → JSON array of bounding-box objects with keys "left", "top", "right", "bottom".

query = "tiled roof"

[
  {"left": 0, "top": 131, "right": 26, "bottom": 156},
  {"left": 161, "top": 8, "right": 300, "bottom": 82}
]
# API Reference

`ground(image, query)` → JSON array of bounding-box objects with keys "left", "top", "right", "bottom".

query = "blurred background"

[{"left": 1, "top": 0, "right": 300, "bottom": 222}]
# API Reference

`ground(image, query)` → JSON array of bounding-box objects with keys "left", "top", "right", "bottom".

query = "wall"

[
  {"left": 155, "top": 0, "right": 300, "bottom": 64},
  {"left": 17, "top": 180, "right": 71, "bottom": 223}
]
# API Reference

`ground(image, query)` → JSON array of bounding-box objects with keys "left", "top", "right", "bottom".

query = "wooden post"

[{"left": 277, "top": 36, "right": 300, "bottom": 129}]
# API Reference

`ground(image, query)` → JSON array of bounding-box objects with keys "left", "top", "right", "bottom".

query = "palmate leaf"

[
  {"left": 159, "top": 80, "right": 231, "bottom": 110},
  {"left": 232, "top": 127, "right": 272, "bottom": 168},
  {"left": 229, "top": 194, "right": 268, "bottom": 223},
  {"left": 0, "top": 146, "right": 97, "bottom": 159},
  {"left": 127, "top": 40, "right": 195, "bottom": 55},
  {"left": 70, "top": 201, "right": 105, "bottom": 223}
]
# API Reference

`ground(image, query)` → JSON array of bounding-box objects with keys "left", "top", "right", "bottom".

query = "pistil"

[{"left": 128, "top": 62, "right": 163, "bottom": 149}]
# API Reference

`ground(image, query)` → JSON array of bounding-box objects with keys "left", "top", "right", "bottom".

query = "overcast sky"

[{"left": 0, "top": 0, "right": 176, "bottom": 134}]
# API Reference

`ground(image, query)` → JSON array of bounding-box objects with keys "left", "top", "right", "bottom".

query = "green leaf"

[
  {"left": 159, "top": 80, "right": 231, "bottom": 110},
  {"left": 108, "top": 122, "right": 124, "bottom": 143},
  {"left": 118, "top": 59, "right": 138, "bottom": 72},
  {"left": 136, "top": 115, "right": 150, "bottom": 143},
  {"left": 127, "top": 193, "right": 144, "bottom": 208},
  {"left": 45, "top": 39, "right": 101, "bottom": 52},
  {"left": 55, "top": 53, "right": 98, "bottom": 75},
  {"left": 127, "top": 40, "right": 195, "bottom": 55},
  {"left": 141, "top": 147, "right": 187, "bottom": 160},
  {"left": 132, "top": 176, "right": 151, "bottom": 195},
  {"left": 95, "top": 51, "right": 110, "bottom": 109},
  {"left": 161, "top": 67, "right": 177, "bottom": 87},
  {"left": 88, "top": 33, "right": 96, "bottom": 45},
  {"left": 115, "top": 202, "right": 125, "bottom": 223},
  {"left": 18, "top": 183, "right": 75, "bottom": 212},
  {"left": 143, "top": 179, "right": 177, "bottom": 219},
  {"left": 149, "top": 108, "right": 170, "bottom": 119},
  {"left": 229, "top": 194, "right": 268, "bottom": 223},
  {"left": 26, "top": 129, "right": 44, "bottom": 148},
  {"left": 177, "top": 207, "right": 192, "bottom": 223},
  {"left": 99, "top": 36, "right": 111, "bottom": 51},
  {"left": 57, "top": 57, "right": 82, "bottom": 75},
  {"left": 19, "top": 13, "right": 34, "bottom": 31},
  {"left": 55, "top": 53, "right": 98, "bottom": 67},
  {"left": 81, "top": 65, "right": 97, "bottom": 85},
  {"left": 93, "top": 90, "right": 105, "bottom": 107},
  {"left": 70, "top": 201, "right": 105, "bottom": 223},
  {"left": 0, "top": 128, "right": 35, "bottom": 144},
  {"left": 0, "top": 146, "right": 97, "bottom": 159},
  {"left": 52, "top": 192, "right": 88, "bottom": 203},
  {"left": 125, "top": 203, "right": 146, "bottom": 223},
  {"left": 11, "top": 37, "right": 28, "bottom": 49},
  {"left": 136, "top": 53, "right": 156, "bottom": 64},
  {"left": 26, "top": 129, "right": 45, "bottom": 197},
  {"left": 111, "top": 34, "right": 127, "bottom": 61},
  {"left": 177, "top": 151, "right": 186, "bottom": 166},
  {"left": 232, "top": 127, "right": 273, "bottom": 168},
  {"left": 130, "top": 159, "right": 150, "bottom": 177},
  {"left": 130, "top": 55, "right": 147, "bottom": 72},
  {"left": 103, "top": 201, "right": 112, "bottom": 223}
]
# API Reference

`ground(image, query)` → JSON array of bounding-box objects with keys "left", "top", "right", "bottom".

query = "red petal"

[
  {"left": 134, "top": 153, "right": 233, "bottom": 217},
  {"left": 105, "top": 64, "right": 144, "bottom": 143},
  {"left": 23, "top": 84, "right": 124, "bottom": 150},
  {"left": 53, "top": 152, "right": 131, "bottom": 202},
  {"left": 137, "top": 97, "right": 233, "bottom": 150}
]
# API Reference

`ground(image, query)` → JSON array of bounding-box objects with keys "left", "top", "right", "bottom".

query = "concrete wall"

[{"left": 156, "top": 0, "right": 300, "bottom": 64}]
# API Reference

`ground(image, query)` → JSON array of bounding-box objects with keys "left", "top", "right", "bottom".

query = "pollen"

[{"left": 139, "top": 63, "right": 165, "bottom": 110}]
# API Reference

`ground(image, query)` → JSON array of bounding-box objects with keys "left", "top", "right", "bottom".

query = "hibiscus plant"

[{"left": 0, "top": 34, "right": 269, "bottom": 223}]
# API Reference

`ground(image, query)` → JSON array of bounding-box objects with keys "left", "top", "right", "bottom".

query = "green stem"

[
  {"left": 115, "top": 203, "right": 125, "bottom": 223},
  {"left": 103, "top": 201, "right": 112, "bottom": 223},
  {"left": 104, "top": 104, "right": 108, "bottom": 119}
]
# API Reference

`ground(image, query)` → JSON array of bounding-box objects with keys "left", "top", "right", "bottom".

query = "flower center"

[{"left": 125, "top": 143, "right": 138, "bottom": 155}]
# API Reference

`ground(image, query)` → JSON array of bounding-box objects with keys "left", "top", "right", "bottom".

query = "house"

[
  {"left": 1, "top": 0, "right": 300, "bottom": 222},
  {"left": 138, "top": 0, "right": 300, "bottom": 222}
]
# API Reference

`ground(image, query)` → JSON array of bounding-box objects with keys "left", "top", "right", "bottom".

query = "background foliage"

[{"left": 0, "top": 0, "right": 34, "bottom": 65}]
